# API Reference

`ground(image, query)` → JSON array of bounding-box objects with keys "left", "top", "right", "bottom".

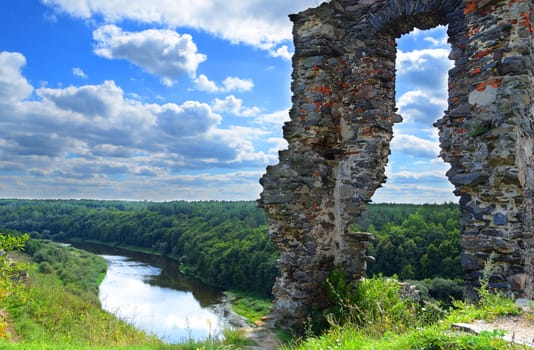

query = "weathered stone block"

[{"left": 493, "top": 212, "right": 508, "bottom": 225}]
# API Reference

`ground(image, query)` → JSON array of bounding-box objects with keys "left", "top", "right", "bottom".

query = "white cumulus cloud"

[
  {"left": 255, "top": 109, "right": 290, "bottom": 125},
  {"left": 156, "top": 101, "right": 221, "bottom": 137},
  {"left": 397, "top": 48, "right": 452, "bottom": 92},
  {"left": 212, "top": 95, "right": 261, "bottom": 117},
  {"left": 390, "top": 134, "right": 440, "bottom": 159},
  {"left": 42, "top": 0, "right": 323, "bottom": 52},
  {"left": 269, "top": 45, "right": 292, "bottom": 60},
  {"left": 72, "top": 67, "right": 88, "bottom": 79},
  {"left": 0, "top": 51, "right": 33, "bottom": 103},
  {"left": 193, "top": 74, "right": 219, "bottom": 93},
  {"left": 194, "top": 74, "right": 254, "bottom": 93},
  {"left": 221, "top": 77, "right": 254, "bottom": 92},
  {"left": 93, "top": 25, "right": 207, "bottom": 86},
  {"left": 397, "top": 90, "right": 447, "bottom": 125}
]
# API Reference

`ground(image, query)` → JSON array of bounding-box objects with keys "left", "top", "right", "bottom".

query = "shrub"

[
  {"left": 38, "top": 261, "right": 53, "bottom": 274},
  {"left": 428, "top": 277, "right": 463, "bottom": 303},
  {"left": 324, "top": 271, "right": 441, "bottom": 336}
]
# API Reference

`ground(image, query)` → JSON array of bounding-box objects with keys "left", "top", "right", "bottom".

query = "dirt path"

[
  {"left": 453, "top": 299, "right": 534, "bottom": 348},
  {"left": 242, "top": 322, "right": 281, "bottom": 350}
]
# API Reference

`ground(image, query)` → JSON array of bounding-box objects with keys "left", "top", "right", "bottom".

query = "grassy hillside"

[{"left": 0, "top": 235, "right": 251, "bottom": 349}]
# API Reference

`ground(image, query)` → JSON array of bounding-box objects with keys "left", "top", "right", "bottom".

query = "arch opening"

[
  {"left": 362, "top": 27, "right": 463, "bottom": 285},
  {"left": 373, "top": 25, "right": 454, "bottom": 204}
]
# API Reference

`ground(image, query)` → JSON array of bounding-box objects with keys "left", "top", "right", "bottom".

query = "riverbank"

[
  {"left": 66, "top": 238, "right": 221, "bottom": 291},
  {"left": 2, "top": 239, "right": 162, "bottom": 347},
  {"left": 67, "top": 238, "right": 273, "bottom": 326},
  {"left": 1, "top": 237, "right": 258, "bottom": 349}
]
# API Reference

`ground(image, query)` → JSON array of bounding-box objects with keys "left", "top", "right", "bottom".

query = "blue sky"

[{"left": 0, "top": 0, "right": 456, "bottom": 203}]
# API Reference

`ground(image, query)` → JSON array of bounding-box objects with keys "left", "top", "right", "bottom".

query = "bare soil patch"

[{"left": 454, "top": 300, "right": 534, "bottom": 348}]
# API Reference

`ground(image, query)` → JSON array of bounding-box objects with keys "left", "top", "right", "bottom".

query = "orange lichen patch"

[
  {"left": 344, "top": 151, "right": 361, "bottom": 156},
  {"left": 490, "top": 79, "right": 503, "bottom": 88},
  {"left": 467, "top": 25, "right": 481, "bottom": 37},
  {"left": 476, "top": 78, "right": 503, "bottom": 91},
  {"left": 469, "top": 67, "right": 482, "bottom": 76},
  {"left": 314, "top": 101, "right": 333, "bottom": 112},
  {"left": 336, "top": 57, "right": 347, "bottom": 66},
  {"left": 452, "top": 148, "right": 463, "bottom": 157},
  {"left": 475, "top": 82, "right": 486, "bottom": 92},
  {"left": 363, "top": 68, "right": 384, "bottom": 76},
  {"left": 452, "top": 96, "right": 461, "bottom": 106},
  {"left": 473, "top": 49, "right": 493, "bottom": 59},
  {"left": 457, "top": 128, "right": 470, "bottom": 134},
  {"left": 464, "top": 0, "right": 477, "bottom": 15},
  {"left": 519, "top": 12, "right": 534, "bottom": 32},
  {"left": 310, "top": 86, "right": 333, "bottom": 96},
  {"left": 508, "top": 0, "right": 521, "bottom": 4},
  {"left": 359, "top": 127, "right": 373, "bottom": 137},
  {"left": 341, "top": 82, "right": 351, "bottom": 89}
]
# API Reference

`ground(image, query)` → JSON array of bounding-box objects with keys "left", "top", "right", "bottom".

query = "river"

[{"left": 72, "top": 242, "right": 239, "bottom": 344}]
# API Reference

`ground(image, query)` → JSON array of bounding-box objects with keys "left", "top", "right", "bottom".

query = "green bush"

[
  {"left": 0, "top": 233, "right": 30, "bottom": 339},
  {"left": 428, "top": 277, "right": 464, "bottom": 303},
  {"left": 38, "top": 261, "right": 53, "bottom": 274},
  {"left": 324, "top": 271, "right": 443, "bottom": 337}
]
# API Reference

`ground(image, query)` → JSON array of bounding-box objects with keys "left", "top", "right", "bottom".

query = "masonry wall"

[{"left": 259, "top": 0, "right": 534, "bottom": 329}]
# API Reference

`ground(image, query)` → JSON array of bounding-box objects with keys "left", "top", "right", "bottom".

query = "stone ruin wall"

[{"left": 259, "top": 0, "right": 534, "bottom": 329}]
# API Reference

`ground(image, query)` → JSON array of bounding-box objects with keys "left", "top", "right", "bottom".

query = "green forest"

[{"left": 0, "top": 199, "right": 462, "bottom": 298}]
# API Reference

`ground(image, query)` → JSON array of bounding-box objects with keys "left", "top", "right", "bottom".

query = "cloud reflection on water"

[{"left": 99, "top": 255, "right": 226, "bottom": 343}]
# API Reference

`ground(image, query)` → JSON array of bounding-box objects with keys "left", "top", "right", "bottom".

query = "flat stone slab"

[{"left": 453, "top": 314, "right": 534, "bottom": 348}]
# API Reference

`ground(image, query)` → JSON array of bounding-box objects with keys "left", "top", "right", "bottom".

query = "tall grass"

[
  {"left": 5, "top": 273, "right": 162, "bottom": 347},
  {"left": 285, "top": 270, "right": 524, "bottom": 350},
  {"left": 224, "top": 290, "right": 272, "bottom": 324}
]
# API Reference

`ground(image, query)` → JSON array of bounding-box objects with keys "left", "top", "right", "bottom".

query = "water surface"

[{"left": 73, "top": 242, "right": 228, "bottom": 343}]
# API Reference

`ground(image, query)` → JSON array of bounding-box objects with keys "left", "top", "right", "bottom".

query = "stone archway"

[{"left": 259, "top": 0, "right": 534, "bottom": 328}]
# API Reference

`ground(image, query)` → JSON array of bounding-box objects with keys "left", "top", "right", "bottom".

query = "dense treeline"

[
  {"left": 0, "top": 200, "right": 462, "bottom": 297},
  {"left": 355, "top": 203, "right": 462, "bottom": 281},
  {"left": 0, "top": 199, "right": 276, "bottom": 296}
]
